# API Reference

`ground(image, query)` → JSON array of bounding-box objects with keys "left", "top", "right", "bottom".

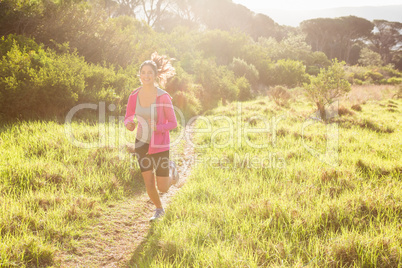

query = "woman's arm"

[{"left": 124, "top": 94, "right": 136, "bottom": 130}]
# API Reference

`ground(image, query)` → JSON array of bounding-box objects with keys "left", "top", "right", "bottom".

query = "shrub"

[
  {"left": 304, "top": 59, "right": 351, "bottom": 121},
  {"left": 229, "top": 58, "right": 259, "bottom": 85},
  {"left": 354, "top": 79, "right": 364, "bottom": 85},
  {"left": 268, "top": 59, "right": 308, "bottom": 87},
  {"left": 236, "top": 76, "right": 252, "bottom": 101},
  {"left": 173, "top": 89, "right": 202, "bottom": 119},
  {"left": 358, "top": 47, "right": 383, "bottom": 66},
  {"left": 268, "top": 86, "right": 292, "bottom": 107},
  {"left": 351, "top": 104, "right": 362, "bottom": 111},
  {"left": 193, "top": 58, "right": 239, "bottom": 110},
  {"left": 0, "top": 35, "right": 122, "bottom": 120},
  {"left": 386, "top": 77, "right": 402, "bottom": 85},
  {"left": 306, "top": 66, "right": 320, "bottom": 76},
  {"left": 338, "top": 106, "right": 354, "bottom": 116},
  {"left": 364, "top": 71, "right": 383, "bottom": 83},
  {"left": 0, "top": 35, "right": 81, "bottom": 118}
]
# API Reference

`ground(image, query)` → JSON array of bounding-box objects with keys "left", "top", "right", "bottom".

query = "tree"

[
  {"left": 0, "top": 0, "right": 42, "bottom": 37},
  {"left": 300, "top": 18, "right": 339, "bottom": 59},
  {"left": 111, "top": 0, "right": 141, "bottom": 17},
  {"left": 370, "top": 20, "right": 402, "bottom": 65},
  {"left": 198, "top": 29, "right": 250, "bottom": 65},
  {"left": 139, "top": 0, "right": 172, "bottom": 27},
  {"left": 304, "top": 59, "right": 351, "bottom": 121},
  {"left": 301, "top": 16, "right": 373, "bottom": 64},
  {"left": 338, "top": 16, "right": 373, "bottom": 62},
  {"left": 358, "top": 47, "right": 383, "bottom": 66},
  {"left": 249, "top": 13, "right": 279, "bottom": 40}
]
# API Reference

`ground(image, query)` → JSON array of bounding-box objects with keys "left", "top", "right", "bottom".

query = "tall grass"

[
  {"left": 0, "top": 119, "right": 148, "bottom": 267},
  {"left": 130, "top": 96, "right": 402, "bottom": 267}
]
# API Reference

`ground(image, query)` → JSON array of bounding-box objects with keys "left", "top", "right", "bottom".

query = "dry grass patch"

[{"left": 345, "top": 84, "right": 398, "bottom": 105}]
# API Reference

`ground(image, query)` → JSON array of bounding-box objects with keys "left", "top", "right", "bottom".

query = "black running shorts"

[{"left": 134, "top": 139, "right": 169, "bottom": 177}]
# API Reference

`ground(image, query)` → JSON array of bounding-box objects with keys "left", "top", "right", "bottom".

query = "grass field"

[
  {"left": 0, "top": 87, "right": 401, "bottom": 267},
  {"left": 0, "top": 114, "right": 187, "bottom": 267},
  {"left": 130, "top": 92, "right": 402, "bottom": 267}
]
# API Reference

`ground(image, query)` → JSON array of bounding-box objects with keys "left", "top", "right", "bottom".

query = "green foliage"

[
  {"left": 304, "top": 59, "right": 351, "bottom": 120},
  {"left": 268, "top": 59, "right": 308, "bottom": 87},
  {"left": 0, "top": 35, "right": 80, "bottom": 118},
  {"left": 345, "top": 65, "right": 402, "bottom": 85},
  {"left": 354, "top": 79, "right": 364, "bottom": 85},
  {"left": 301, "top": 16, "right": 374, "bottom": 64},
  {"left": 386, "top": 77, "right": 402, "bottom": 85},
  {"left": 198, "top": 29, "right": 250, "bottom": 65},
  {"left": 364, "top": 70, "right": 384, "bottom": 83},
  {"left": 173, "top": 89, "right": 202, "bottom": 119},
  {"left": 166, "top": 64, "right": 202, "bottom": 118},
  {"left": 0, "top": 35, "right": 127, "bottom": 120},
  {"left": 193, "top": 58, "right": 239, "bottom": 110},
  {"left": 358, "top": 47, "right": 383, "bottom": 66},
  {"left": 236, "top": 76, "right": 252, "bottom": 101},
  {"left": 229, "top": 58, "right": 259, "bottom": 85},
  {"left": 306, "top": 51, "right": 332, "bottom": 72},
  {"left": 1, "top": 0, "right": 401, "bottom": 117}
]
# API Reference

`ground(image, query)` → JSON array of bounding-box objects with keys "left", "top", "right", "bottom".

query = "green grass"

[
  {"left": 129, "top": 96, "right": 402, "bottom": 267},
  {"left": 0, "top": 119, "right": 153, "bottom": 267},
  {"left": 1, "top": 95, "right": 401, "bottom": 267}
]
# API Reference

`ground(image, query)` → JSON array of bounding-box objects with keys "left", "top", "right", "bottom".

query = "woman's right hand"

[{"left": 126, "top": 122, "right": 136, "bottom": 131}]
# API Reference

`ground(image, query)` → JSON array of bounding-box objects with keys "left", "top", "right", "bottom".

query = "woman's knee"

[
  {"left": 157, "top": 184, "right": 170, "bottom": 193},
  {"left": 156, "top": 177, "right": 170, "bottom": 193}
]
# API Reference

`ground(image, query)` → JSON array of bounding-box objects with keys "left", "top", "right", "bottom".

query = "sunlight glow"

[{"left": 232, "top": 0, "right": 402, "bottom": 11}]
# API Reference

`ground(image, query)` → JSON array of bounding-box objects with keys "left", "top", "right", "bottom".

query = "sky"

[{"left": 231, "top": 0, "right": 402, "bottom": 11}]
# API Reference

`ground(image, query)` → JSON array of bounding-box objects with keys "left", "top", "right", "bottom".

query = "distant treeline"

[{"left": 0, "top": 0, "right": 401, "bottom": 120}]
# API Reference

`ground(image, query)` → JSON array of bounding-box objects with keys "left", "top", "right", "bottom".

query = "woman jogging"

[{"left": 124, "top": 52, "right": 179, "bottom": 221}]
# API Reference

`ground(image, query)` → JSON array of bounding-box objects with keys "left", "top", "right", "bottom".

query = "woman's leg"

[
  {"left": 156, "top": 176, "right": 172, "bottom": 193},
  {"left": 142, "top": 170, "right": 162, "bottom": 208},
  {"left": 154, "top": 150, "right": 173, "bottom": 193}
]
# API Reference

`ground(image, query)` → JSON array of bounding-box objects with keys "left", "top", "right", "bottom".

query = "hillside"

[{"left": 257, "top": 5, "right": 402, "bottom": 26}]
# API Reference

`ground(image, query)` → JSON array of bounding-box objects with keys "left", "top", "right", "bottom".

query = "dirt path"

[{"left": 55, "top": 128, "right": 195, "bottom": 267}]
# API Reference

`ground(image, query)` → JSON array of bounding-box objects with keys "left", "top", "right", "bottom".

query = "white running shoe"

[
  {"left": 150, "top": 208, "right": 165, "bottom": 221},
  {"left": 169, "top": 161, "right": 180, "bottom": 185}
]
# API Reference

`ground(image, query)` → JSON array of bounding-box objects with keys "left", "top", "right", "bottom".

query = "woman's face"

[{"left": 140, "top": 64, "right": 156, "bottom": 86}]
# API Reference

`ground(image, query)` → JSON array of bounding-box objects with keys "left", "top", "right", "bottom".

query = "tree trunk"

[{"left": 317, "top": 102, "right": 326, "bottom": 122}]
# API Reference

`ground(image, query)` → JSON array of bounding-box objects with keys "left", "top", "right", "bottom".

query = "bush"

[
  {"left": 198, "top": 29, "right": 249, "bottom": 65},
  {"left": 354, "top": 79, "right": 364, "bottom": 85},
  {"left": 236, "top": 76, "right": 252, "bottom": 101},
  {"left": 386, "top": 77, "right": 402, "bottom": 85},
  {"left": 268, "top": 59, "right": 308, "bottom": 87},
  {"left": 351, "top": 104, "right": 362, "bottom": 111},
  {"left": 173, "top": 89, "right": 202, "bottom": 119},
  {"left": 306, "top": 66, "right": 320, "bottom": 76},
  {"left": 364, "top": 71, "right": 383, "bottom": 83},
  {"left": 0, "top": 35, "right": 81, "bottom": 118},
  {"left": 229, "top": 58, "right": 259, "bottom": 85},
  {"left": 304, "top": 59, "right": 351, "bottom": 121},
  {"left": 0, "top": 35, "right": 123, "bottom": 120},
  {"left": 358, "top": 47, "right": 383, "bottom": 66},
  {"left": 193, "top": 58, "right": 239, "bottom": 110},
  {"left": 345, "top": 65, "right": 402, "bottom": 85},
  {"left": 268, "top": 86, "right": 292, "bottom": 107}
]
